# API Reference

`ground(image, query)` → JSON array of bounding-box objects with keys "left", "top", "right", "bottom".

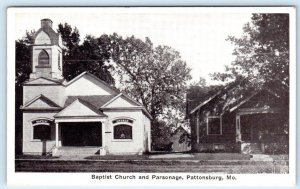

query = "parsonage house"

[
  {"left": 187, "top": 81, "right": 289, "bottom": 154},
  {"left": 20, "top": 19, "right": 152, "bottom": 156}
]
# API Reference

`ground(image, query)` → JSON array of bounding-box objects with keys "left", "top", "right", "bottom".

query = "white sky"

[{"left": 14, "top": 8, "right": 252, "bottom": 85}]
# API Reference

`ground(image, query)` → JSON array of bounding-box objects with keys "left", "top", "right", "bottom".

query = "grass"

[{"left": 270, "top": 154, "right": 289, "bottom": 160}]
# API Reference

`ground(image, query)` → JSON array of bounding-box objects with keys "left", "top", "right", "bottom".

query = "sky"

[{"left": 13, "top": 8, "right": 252, "bottom": 85}]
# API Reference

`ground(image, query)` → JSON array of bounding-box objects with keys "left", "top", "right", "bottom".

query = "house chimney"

[{"left": 41, "top": 18, "right": 53, "bottom": 28}]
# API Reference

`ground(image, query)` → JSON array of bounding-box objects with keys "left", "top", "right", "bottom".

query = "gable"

[
  {"left": 23, "top": 95, "right": 61, "bottom": 109},
  {"left": 239, "top": 90, "right": 282, "bottom": 109},
  {"left": 65, "top": 73, "right": 118, "bottom": 96},
  {"left": 103, "top": 94, "right": 141, "bottom": 108},
  {"left": 28, "top": 98, "right": 55, "bottom": 108},
  {"left": 55, "top": 99, "right": 107, "bottom": 118},
  {"left": 24, "top": 77, "right": 63, "bottom": 85}
]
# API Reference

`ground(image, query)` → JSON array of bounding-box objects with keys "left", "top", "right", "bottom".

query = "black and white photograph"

[{"left": 7, "top": 7, "right": 296, "bottom": 186}]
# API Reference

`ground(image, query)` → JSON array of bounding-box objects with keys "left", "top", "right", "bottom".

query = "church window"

[
  {"left": 113, "top": 125, "right": 132, "bottom": 139},
  {"left": 38, "top": 50, "right": 50, "bottom": 66},
  {"left": 33, "top": 125, "right": 51, "bottom": 140}
]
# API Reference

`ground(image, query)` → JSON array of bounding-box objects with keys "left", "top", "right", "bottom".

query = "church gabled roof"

[
  {"left": 66, "top": 71, "right": 120, "bottom": 94},
  {"left": 23, "top": 77, "right": 64, "bottom": 85},
  {"left": 101, "top": 93, "right": 143, "bottom": 108},
  {"left": 64, "top": 95, "right": 116, "bottom": 109},
  {"left": 21, "top": 94, "right": 61, "bottom": 110},
  {"left": 54, "top": 98, "right": 108, "bottom": 118}
]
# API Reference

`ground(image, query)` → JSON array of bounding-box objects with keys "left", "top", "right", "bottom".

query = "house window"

[
  {"left": 207, "top": 116, "right": 222, "bottom": 135},
  {"left": 33, "top": 125, "right": 51, "bottom": 140},
  {"left": 38, "top": 50, "right": 49, "bottom": 65},
  {"left": 113, "top": 125, "right": 132, "bottom": 139}
]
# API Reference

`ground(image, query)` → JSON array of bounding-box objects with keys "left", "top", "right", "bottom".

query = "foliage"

[
  {"left": 15, "top": 31, "right": 35, "bottom": 86},
  {"left": 211, "top": 14, "right": 289, "bottom": 89},
  {"left": 57, "top": 23, "right": 115, "bottom": 84},
  {"left": 109, "top": 34, "right": 191, "bottom": 122},
  {"left": 151, "top": 120, "right": 173, "bottom": 151}
]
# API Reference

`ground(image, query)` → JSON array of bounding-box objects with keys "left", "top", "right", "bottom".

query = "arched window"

[
  {"left": 38, "top": 50, "right": 49, "bottom": 66},
  {"left": 33, "top": 125, "right": 51, "bottom": 140},
  {"left": 113, "top": 125, "right": 132, "bottom": 139}
]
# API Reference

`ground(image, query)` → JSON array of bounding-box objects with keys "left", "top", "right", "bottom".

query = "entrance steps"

[
  {"left": 54, "top": 146, "right": 105, "bottom": 156},
  {"left": 250, "top": 154, "right": 273, "bottom": 161},
  {"left": 241, "top": 143, "right": 262, "bottom": 154}
]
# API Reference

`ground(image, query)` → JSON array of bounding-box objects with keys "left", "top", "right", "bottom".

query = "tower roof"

[{"left": 33, "top": 18, "right": 60, "bottom": 46}]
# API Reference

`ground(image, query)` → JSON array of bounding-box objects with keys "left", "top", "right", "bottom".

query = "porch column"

[
  {"left": 55, "top": 122, "right": 59, "bottom": 147},
  {"left": 236, "top": 115, "right": 241, "bottom": 142},
  {"left": 101, "top": 120, "right": 106, "bottom": 149}
]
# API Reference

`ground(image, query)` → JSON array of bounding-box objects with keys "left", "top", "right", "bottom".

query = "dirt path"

[{"left": 15, "top": 159, "right": 288, "bottom": 173}]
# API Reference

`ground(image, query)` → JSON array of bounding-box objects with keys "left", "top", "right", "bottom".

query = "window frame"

[
  {"left": 38, "top": 49, "right": 50, "bottom": 66},
  {"left": 206, "top": 116, "right": 222, "bottom": 135},
  {"left": 32, "top": 124, "right": 52, "bottom": 141},
  {"left": 112, "top": 124, "right": 133, "bottom": 141}
]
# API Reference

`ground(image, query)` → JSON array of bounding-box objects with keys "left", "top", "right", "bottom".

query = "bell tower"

[{"left": 30, "top": 18, "right": 63, "bottom": 79}]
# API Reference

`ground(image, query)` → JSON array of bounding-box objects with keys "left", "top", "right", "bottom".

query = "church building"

[{"left": 21, "top": 19, "right": 152, "bottom": 156}]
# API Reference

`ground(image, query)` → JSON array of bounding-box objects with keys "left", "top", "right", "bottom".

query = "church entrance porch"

[
  {"left": 53, "top": 118, "right": 107, "bottom": 156},
  {"left": 60, "top": 122, "right": 102, "bottom": 147}
]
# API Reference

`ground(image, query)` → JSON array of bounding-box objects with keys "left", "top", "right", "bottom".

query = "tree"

[
  {"left": 208, "top": 14, "right": 289, "bottom": 154},
  {"left": 109, "top": 34, "right": 191, "bottom": 121},
  {"left": 15, "top": 31, "right": 35, "bottom": 86},
  {"left": 211, "top": 14, "right": 289, "bottom": 89},
  {"left": 57, "top": 23, "right": 115, "bottom": 84},
  {"left": 109, "top": 34, "right": 191, "bottom": 144}
]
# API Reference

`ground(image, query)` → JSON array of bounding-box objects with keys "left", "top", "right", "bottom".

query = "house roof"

[
  {"left": 188, "top": 81, "right": 287, "bottom": 116},
  {"left": 188, "top": 84, "right": 232, "bottom": 114}
]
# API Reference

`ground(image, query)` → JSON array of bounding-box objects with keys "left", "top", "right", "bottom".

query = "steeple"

[{"left": 29, "top": 18, "right": 63, "bottom": 79}]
